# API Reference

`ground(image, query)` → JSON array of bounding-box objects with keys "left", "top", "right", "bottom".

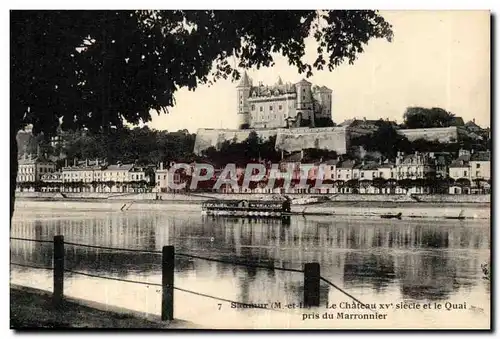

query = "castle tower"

[
  {"left": 236, "top": 71, "right": 252, "bottom": 129},
  {"left": 295, "top": 79, "right": 314, "bottom": 127},
  {"left": 313, "top": 86, "right": 333, "bottom": 120}
]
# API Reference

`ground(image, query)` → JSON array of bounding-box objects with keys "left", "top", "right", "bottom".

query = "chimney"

[
  {"left": 74, "top": 158, "right": 77, "bottom": 166},
  {"left": 85, "top": 159, "right": 89, "bottom": 166},
  {"left": 96, "top": 158, "right": 99, "bottom": 166},
  {"left": 473, "top": 118, "right": 476, "bottom": 123},
  {"left": 160, "top": 162, "right": 164, "bottom": 170},
  {"left": 300, "top": 150, "right": 304, "bottom": 160}
]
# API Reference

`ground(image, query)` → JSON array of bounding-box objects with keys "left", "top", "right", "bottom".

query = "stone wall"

[
  {"left": 397, "top": 126, "right": 463, "bottom": 142},
  {"left": 194, "top": 126, "right": 474, "bottom": 156},
  {"left": 193, "top": 127, "right": 350, "bottom": 155},
  {"left": 193, "top": 128, "right": 279, "bottom": 155},
  {"left": 275, "top": 127, "right": 349, "bottom": 154}
]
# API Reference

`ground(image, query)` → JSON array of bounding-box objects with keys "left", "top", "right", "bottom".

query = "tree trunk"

[{"left": 11, "top": 129, "right": 19, "bottom": 222}]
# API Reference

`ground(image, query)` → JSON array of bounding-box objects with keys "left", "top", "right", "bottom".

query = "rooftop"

[
  {"left": 105, "top": 164, "right": 135, "bottom": 171},
  {"left": 470, "top": 151, "right": 491, "bottom": 162},
  {"left": 338, "top": 160, "right": 356, "bottom": 169}
]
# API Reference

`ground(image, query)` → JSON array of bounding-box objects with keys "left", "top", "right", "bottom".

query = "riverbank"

[
  {"left": 16, "top": 191, "right": 491, "bottom": 204},
  {"left": 14, "top": 198, "right": 490, "bottom": 220},
  {"left": 10, "top": 284, "right": 199, "bottom": 329}
]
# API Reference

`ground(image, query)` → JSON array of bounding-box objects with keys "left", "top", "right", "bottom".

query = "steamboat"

[{"left": 201, "top": 199, "right": 291, "bottom": 218}]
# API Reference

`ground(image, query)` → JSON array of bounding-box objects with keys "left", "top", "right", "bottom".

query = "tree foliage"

[
  {"left": 402, "top": 107, "right": 457, "bottom": 129},
  {"left": 202, "top": 133, "right": 280, "bottom": 167},
  {"left": 351, "top": 122, "right": 411, "bottom": 159},
  {"left": 49, "top": 126, "right": 196, "bottom": 165},
  {"left": 12, "top": 10, "right": 393, "bottom": 136}
]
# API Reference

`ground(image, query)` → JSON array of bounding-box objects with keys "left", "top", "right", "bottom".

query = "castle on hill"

[{"left": 236, "top": 72, "right": 333, "bottom": 129}]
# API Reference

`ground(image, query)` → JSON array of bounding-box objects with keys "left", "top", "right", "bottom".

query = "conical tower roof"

[
  {"left": 296, "top": 78, "right": 312, "bottom": 85},
  {"left": 237, "top": 71, "right": 251, "bottom": 88}
]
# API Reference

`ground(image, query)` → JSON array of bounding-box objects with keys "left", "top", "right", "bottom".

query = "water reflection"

[{"left": 11, "top": 208, "right": 490, "bottom": 308}]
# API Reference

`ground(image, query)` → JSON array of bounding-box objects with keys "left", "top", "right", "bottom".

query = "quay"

[{"left": 10, "top": 284, "right": 200, "bottom": 329}]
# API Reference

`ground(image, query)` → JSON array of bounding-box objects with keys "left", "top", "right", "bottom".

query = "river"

[{"left": 10, "top": 201, "right": 491, "bottom": 329}]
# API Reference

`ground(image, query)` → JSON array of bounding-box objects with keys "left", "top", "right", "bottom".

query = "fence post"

[
  {"left": 161, "top": 245, "right": 175, "bottom": 321},
  {"left": 53, "top": 235, "right": 64, "bottom": 308},
  {"left": 303, "top": 262, "right": 320, "bottom": 307}
]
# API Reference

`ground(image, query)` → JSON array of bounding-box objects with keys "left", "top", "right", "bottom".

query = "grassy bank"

[{"left": 10, "top": 285, "right": 198, "bottom": 329}]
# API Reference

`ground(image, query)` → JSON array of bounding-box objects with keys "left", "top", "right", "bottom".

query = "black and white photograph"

[{"left": 8, "top": 7, "right": 492, "bottom": 330}]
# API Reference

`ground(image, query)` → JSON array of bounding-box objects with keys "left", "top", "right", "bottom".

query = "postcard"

[{"left": 10, "top": 9, "right": 491, "bottom": 330}]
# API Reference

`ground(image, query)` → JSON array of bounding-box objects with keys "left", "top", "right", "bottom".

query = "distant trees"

[
  {"left": 47, "top": 126, "right": 197, "bottom": 166},
  {"left": 402, "top": 107, "right": 458, "bottom": 129},
  {"left": 202, "top": 132, "right": 281, "bottom": 166},
  {"left": 351, "top": 122, "right": 411, "bottom": 159},
  {"left": 314, "top": 117, "right": 335, "bottom": 128}
]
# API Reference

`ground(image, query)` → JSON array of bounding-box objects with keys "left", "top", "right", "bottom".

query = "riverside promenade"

[
  {"left": 14, "top": 192, "right": 491, "bottom": 220},
  {"left": 10, "top": 285, "right": 200, "bottom": 329}
]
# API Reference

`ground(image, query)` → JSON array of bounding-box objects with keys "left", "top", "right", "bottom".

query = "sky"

[{"left": 147, "top": 10, "right": 491, "bottom": 133}]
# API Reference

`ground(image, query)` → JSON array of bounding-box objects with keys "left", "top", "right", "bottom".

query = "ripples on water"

[{"left": 10, "top": 203, "right": 491, "bottom": 329}]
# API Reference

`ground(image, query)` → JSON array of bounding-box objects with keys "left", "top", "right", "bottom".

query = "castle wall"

[
  {"left": 275, "top": 127, "right": 349, "bottom": 154},
  {"left": 397, "top": 126, "right": 463, "bottom": 142},
  {"left": 194, "top": 127, "right": 350, "bottom": 155},
  {"left": 193, "top": 128, "right": 279, "bottom": 155}
]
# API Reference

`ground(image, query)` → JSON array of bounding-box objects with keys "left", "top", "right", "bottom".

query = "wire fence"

[
  {"left": 10, "top": 236, "right": 372, "bottom": 318},
  {"left": 12, "top": 237, "right": 303, "bottom": 273}
]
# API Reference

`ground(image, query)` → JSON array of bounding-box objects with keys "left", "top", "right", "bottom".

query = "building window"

[
  {"left": 360, "top": 172, "right": 364, "bottom": 178},
  {"left": 476, "top": 163, "right": 480, "bottom": 168},
  {"left": 259, "top": 107, "right": 263, "bottom": 112},
  {"left": 279, "top": 105, "right": 282, "bottom": 111},
  {"left": 464, "top": 171, "right": 467, "bottom": 177},
  {"left": 302, "top": 88, "right": 305, "bottom": 92},
  {"left": 269, "top": 106, "right": 273, "bottom": 111},
  {"left": 251, "top": 104, "right": 255, "bottom": 110}
]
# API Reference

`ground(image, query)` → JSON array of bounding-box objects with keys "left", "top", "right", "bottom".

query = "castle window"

[
  {"left": 251, "top": 104, "right": 255, "bottom": 110},
  {"left": 259, "top": 107, "right": 263, "bottom": 112},
  {"left": 269, "top": 106, "right": 273, "bottom": 111},
  {"left": 279, "top": 105, "right": 282, "bottom": 110}
]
